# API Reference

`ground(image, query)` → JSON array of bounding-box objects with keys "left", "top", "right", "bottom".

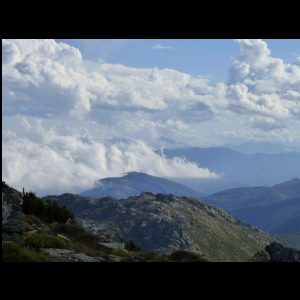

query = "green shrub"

[
  {"left": 22, "top": 192, "right": 74, "bottom": 224},
  {"left": 22, "top": 192, "right": 45, "bottom": 216},
  {"left": 124, "top": 240, "right": 142, "bottom": 252},
  {"left": 2, "top": 241, "right": 48, "bottom": 262},
  {"left": 168, "top": 250, "right": 207, "bottom": 262},
  {"left": 25, "top": 233, "right": 69, "bottom": 251},
  {"left": 43, "top": 200, "right": 74, "bottom": 223}
]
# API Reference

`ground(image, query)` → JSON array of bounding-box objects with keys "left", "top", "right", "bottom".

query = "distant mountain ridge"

[
  {"left": 223, "top": 142, "right": 300, "bottom": 155},
  {"left": 80, "top": 172, "right": 200, "bottom": 199},
  {"left": 206, "top": 178, "right": 300, "bottom": 247},
  {"left": 162, "top": 147, "right": 300, "bottom": 194}
]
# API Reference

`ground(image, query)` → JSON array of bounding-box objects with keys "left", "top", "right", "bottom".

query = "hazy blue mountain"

[
  {"left": 162, "top": 147, "right": 300, "bottom": 194},
  {"left": 80, "top": 172, "right": 201, "bottom": 199},
  {"left": 205, "top": 179, "right": 300, "bottom": 247},
  {"left": 222, "top": 142, "right": 300, "bottom": 155}
]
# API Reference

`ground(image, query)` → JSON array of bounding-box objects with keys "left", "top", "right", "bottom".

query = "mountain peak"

[
  {"left": 81, "top": 172, "right": 200, "bottom": 199},
  {"left": 273, "top": 178, "right": 300, "bottom": 189},
  {"left": 125, "top": 171, "right": 150, "bottom": 177}
]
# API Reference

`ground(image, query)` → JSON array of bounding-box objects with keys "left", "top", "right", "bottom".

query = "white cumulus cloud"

[{"left": 152, "top": 44, "right": 173, "bottom": 50}]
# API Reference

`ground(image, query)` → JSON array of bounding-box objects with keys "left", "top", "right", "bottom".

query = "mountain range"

[
  {"left": 222, "top": 142, "right": 300, "bottom": 155},
  {"left": 80, "top": 172, "right": 300, "bottom": 248},
  {"left": 3, "top": 180, "right": 299, "bottom": 261},
  {"left": 162, "top": 147, "right": 300, "bottom": 194},
  {"left": 206, "top": 178, "right": 300, "bottom": 247}
]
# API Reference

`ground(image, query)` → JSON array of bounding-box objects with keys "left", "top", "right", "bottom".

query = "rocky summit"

[
  {"left": 80, "top": 172, "right": 200, "bottom": 199},
  {"left": 45, "top": 192, "right": 277, "bottom": 261}
]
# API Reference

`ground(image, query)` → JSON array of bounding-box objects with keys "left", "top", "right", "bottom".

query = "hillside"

[
  {"left": 80, "top": 172, "right": 200, "bottom": 199},
  {"left": 3, "top": 182, "right": 208, "bottom": 262},
  {"left": 44, "top": 192, "right": 276, "bottom": 261},
  {"left": 206, "top": 179, "right": 300, "bottom": 247}
]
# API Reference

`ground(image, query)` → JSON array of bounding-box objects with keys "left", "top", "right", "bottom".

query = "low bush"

[
  {"left": 49, "top": 223, "right": 105, "bottom": 244},
  {"left": 25, "top": 233, "right": 69, "bottom": 251}
]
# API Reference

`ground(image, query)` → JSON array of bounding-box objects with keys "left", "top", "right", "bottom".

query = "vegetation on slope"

[
  {"left": 2, "top": 182, "right": 209, "bottom": 262},
  {"left": 22, "top": 191, "right": 74, "bottom": 224},
  {"left": 49, "top": 192, "right": 276, "bottom": 261}
]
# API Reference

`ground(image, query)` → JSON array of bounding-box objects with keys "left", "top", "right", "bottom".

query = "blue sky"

[{"left": 57, "top": 39, "right": 300, "bottom": 83}]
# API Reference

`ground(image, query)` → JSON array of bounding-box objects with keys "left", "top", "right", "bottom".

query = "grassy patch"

[
  {"left": 2, "top": 241, "right": 49, "bottom": 262},
  {"left": 49, "top": 223, "right": 105, "bottom": 244},
  {"left": 167, "top": 250, "right": 208, "bottom": 262},
  {"left": 111, "top": 248, "right": 132, "bottom": 257},
  {"left": 49, "top": 223, "right": 112, "bottom": 257},
  {"left": 23, "top": 214, "right": 44, "bottom": 227},
  {"left": 71, "top": 241, "right": 108, "bottom": 257}
]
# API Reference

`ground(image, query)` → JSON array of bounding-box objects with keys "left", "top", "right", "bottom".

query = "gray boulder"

[{"left": 265, "top": 242, "right": 300, "bottom": 262}]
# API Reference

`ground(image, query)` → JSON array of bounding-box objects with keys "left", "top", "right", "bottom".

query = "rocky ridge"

[{"left": 45, "top": 192, "right": 277, "bottom": 261}]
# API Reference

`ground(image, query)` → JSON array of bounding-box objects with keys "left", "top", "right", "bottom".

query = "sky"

[
  {"left": 57, "top": 39, "right": 300, "bottom": 83},
  {"left": 2, "top": 39, "right": 300, "bottom": 195}
]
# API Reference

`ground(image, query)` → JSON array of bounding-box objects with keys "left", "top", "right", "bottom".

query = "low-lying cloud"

[{"left": 2, "top": 131, "right": 219, "bottom": 195}]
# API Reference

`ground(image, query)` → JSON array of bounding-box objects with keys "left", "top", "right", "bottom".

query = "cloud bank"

[{"left": 2, "top": 130, "right": 218, "bottom": 195}]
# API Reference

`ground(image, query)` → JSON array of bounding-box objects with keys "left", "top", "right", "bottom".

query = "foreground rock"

[
  {"left": 266, "top": 242, "right": 300, "bottom": 262},
  {"left": 253, "top": 242, "right": 300, "bottom": 262},
  {"left": 2, "top": 184, "right": 24, "bottom": 244},
  {"left": 40, "top": 248, "right": 107, "bottom": 262}
]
